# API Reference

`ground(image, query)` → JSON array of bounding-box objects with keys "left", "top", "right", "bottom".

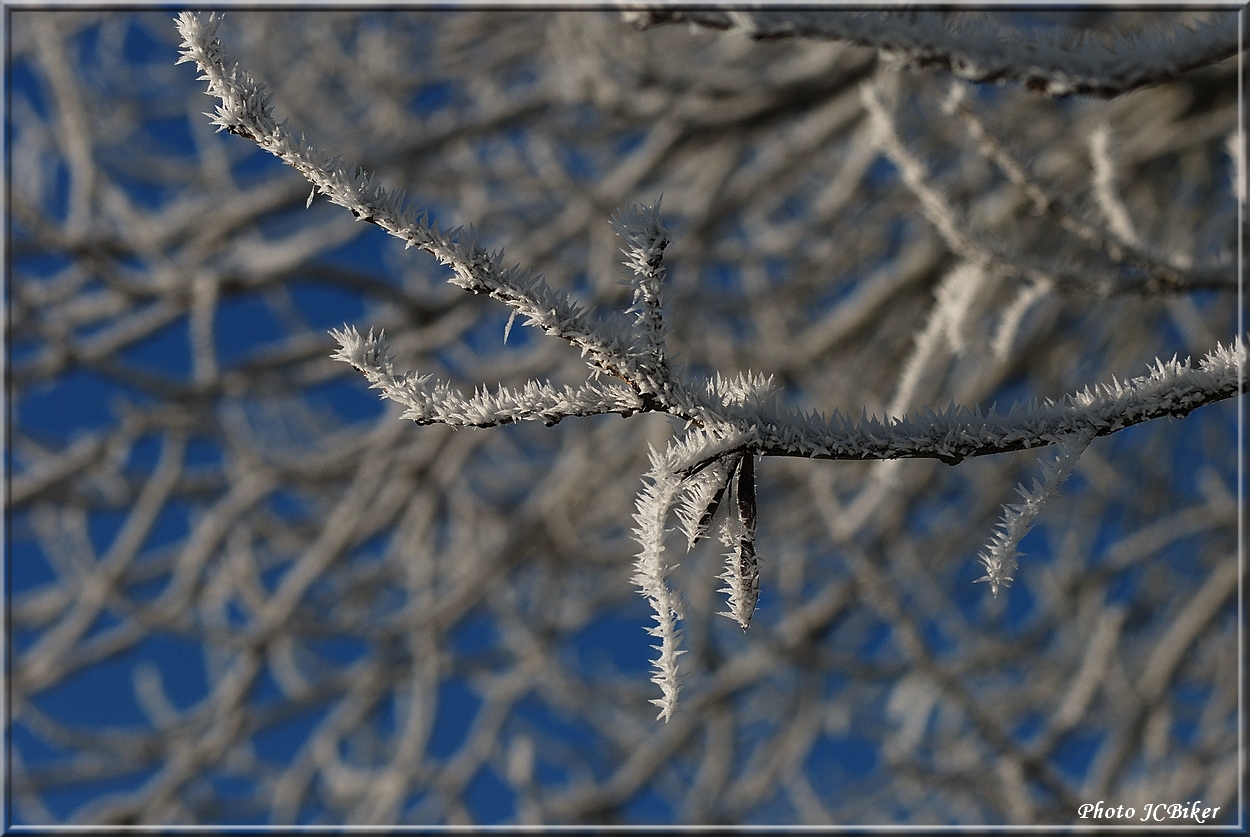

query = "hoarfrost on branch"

[{"left": 175, "top": 10, "right": 1243, "bottom": 721}]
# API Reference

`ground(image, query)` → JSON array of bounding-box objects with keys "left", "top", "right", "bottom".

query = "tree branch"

[{"left": 626, "top": 10, "right": 1238, "bottom": 98}]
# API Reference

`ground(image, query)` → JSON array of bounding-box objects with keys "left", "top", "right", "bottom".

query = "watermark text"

[{"left": 1077, "top": 800, "right": 1220, "bottom": 823}]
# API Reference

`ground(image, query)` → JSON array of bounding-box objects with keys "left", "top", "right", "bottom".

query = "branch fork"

[{"left": 177, "top": 11, "right": 1245, "bottom": 721}]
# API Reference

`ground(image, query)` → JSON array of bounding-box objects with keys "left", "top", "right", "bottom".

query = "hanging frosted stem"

[
  {"left": 977, "top": 430, "right": 1095, "bottom": 596},
  {"left": 716, "top": 452, "right": 760, "bottom": 630}
]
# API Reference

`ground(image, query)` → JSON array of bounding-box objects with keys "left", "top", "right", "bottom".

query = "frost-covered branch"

[
  {"left": 682, "top": 339, "right": 1246, "bottom": 473},
  {"left": 175, "top": 12, "right": 646, "bottom": 392},
  {"left": 631, "top": 444, "right": 689, "bottom": 721},
  {"left": 8, "top": 7, "right": 1240, "bottom": 823},
  {"left": 611, "top": 199, "right": 672, "bottom": 382},
  {"left": 976, "top": 429, "right": 1094, "bottom": 596},
  {"left": 177, "top": 10, "right": 1245, "bottom": 723},
  {"left": 626, "top": 10, "right": 1238, "bottom": 98},
  {"left": 330, "top": 327, "right": 644, "bottom": 427}
]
